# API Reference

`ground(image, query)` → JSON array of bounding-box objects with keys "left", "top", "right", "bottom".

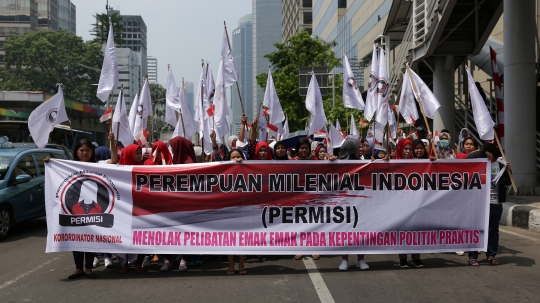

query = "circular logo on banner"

[
  {"left": 60, "top": 175, "right": 115, "bottom": 215},
  {"left": 347, "top": 76, "right": 358, "bottom": 90},
  {"left": 46, "top": 108, "right": 58, "bottom": 124}
]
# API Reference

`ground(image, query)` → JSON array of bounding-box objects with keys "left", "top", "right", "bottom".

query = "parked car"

[{"left": 0, "top": 141, "right": 70, "bottom": 240}]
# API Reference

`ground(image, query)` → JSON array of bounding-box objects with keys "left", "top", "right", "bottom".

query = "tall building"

[
  {"left": 147, "top": 56, "right": 157, "bottom": 83},
  {"left": 312, "top": 0, "right": 392, "bottom": 91},
  {"left": 282, "top": 0, "right": 312, "bottom": 43},
  {"left": 116, "top": 13, "right": 148, "bottom": 78},
  {"left": 184, "top": 81, "right": 194, "bottom": 117},
  {"left": 57, "top": 0, "right": 75, "bottom": 34},
  {"left": 0, "top": 0, "right": 76, "bottom": 61},
  {"left": 252, "top": 0, "right": 282, "bottom": 119},
  {"left": 230, "top": 14, "right": 253, "bottom": 136},
  {"left": 115, "top": 48, "right": 141, "bottom": 109}
]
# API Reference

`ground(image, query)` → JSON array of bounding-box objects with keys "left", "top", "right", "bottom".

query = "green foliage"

[
  {"left": 149, "top": 82, "right": 172, "bottom": 133},
  {"left": 255, "top": 30, "right": 364, "bottom": 133},
  {"left": 90, "top": 12, "right": 124, "bottom": 45},
  {"left": 2, "top": 30, "right": 103, "bottom": 105}
]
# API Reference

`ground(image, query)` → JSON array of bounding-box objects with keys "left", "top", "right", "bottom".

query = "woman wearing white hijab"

[{"left": 458, "top": 128, "right": 470, "bottom": 153}]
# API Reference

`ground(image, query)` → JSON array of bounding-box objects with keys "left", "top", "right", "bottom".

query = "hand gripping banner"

[{"left": 45, "top": 159, "right": 490, "bottom": 255}]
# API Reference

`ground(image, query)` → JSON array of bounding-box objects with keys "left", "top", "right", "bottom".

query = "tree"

[
  {"left": 148, "top": 82, "right": 172, "bottom": 139},
  {"left": 2, "top": 30, "right": 104, "bottom": 105},
  {"left": 256, "top": 30, "right": 366, "bottom": 132},
  {"left": 90, "top": 12, "right": 124, "bottom": 45}
]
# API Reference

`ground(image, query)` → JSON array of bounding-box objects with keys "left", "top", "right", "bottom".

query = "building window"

[{"left": 338, "top": 0, "right": 346, "bottom": 8}]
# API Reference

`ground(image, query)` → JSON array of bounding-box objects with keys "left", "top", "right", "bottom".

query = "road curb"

[{"left": 500, "top": 202, "right": 540, "bottom": 232}]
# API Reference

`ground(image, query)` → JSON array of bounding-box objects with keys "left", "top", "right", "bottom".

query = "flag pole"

[
  {"left": 199, "top": 73, "right": 206, "bottom": 163},
  {"left": 405, "top": 63, "right": 439, "bottom": 159},
  {"left": 224, "top": 21, "right": 245, "bottom": 115},
  {"left": 180, "top": 77, "right": 187, "bottom": 137},
  {"left": 115, "top": 84, "right": 123, "bottom": 146},
  {"left": 494, "top": 128, "right": 518, "bottom": 192}
]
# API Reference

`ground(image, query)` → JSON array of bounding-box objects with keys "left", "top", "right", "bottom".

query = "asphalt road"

[{"left": 1, "top": 217, "right": 539, "bottom": 303}]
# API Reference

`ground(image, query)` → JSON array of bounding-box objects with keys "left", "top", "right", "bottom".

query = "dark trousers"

[
  {"left": 469, "top": 204, "right": 503, "bottom": 259},
  {"left": 398, "top": 254, "right": 420, "bottom": 260},
  {"left": 73, "top": 251, "right": 95, "bottom": 270}
]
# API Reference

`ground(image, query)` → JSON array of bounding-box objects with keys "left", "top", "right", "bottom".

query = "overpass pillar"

[{"left": 432, "top": 57, "right": 455, "bottom": 144}]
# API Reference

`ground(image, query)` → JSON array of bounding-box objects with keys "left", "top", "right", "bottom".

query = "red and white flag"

[
  {"left": 205, "top": 104, "right": 215, "bottom": 119},
  {"left": 263, "top": 68, "right": 285, "bottom": 137},
  {"left": 490, "top": 47, "right": 504, "bottom": 146},
  {"left": 100, "top": 107, "right": 113, "bottom": 122}
]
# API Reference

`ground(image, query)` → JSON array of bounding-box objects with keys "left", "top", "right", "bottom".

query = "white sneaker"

[
  {"left": 142, "top": 256, "right": 151, "bottom": 268},
  {"left": 338, "top": 260, "right": 349, "bottom": 271},
  {"left": 356, "top": 259, "right": 369, "bottom": 270},
  {"left": 104, "top": 257, "right": 113, "bottom": 269},
  {"left": 160, "top": 260, "right": 172, "bottom": 272},
  {"left": 178, "top": 259, "right": 188, "bottom": 272},
  {"left": 455, "top": 252, "right": 465, "bottom": 256},
  {"left": 93, "top": 256, "right": 100, "bottom": 268}
]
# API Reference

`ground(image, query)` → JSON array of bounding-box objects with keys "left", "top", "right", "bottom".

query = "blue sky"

[{"left": 74, "top": 0, "right": 252, "bottom": 87}]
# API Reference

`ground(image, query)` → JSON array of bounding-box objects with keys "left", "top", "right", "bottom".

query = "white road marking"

[
  {"left": 0, "top": 256, "right": 62, "bottom": 290},
  {"left": 500, "top": 227, "right": 540, "bottom": 243},
  {"left": 303, "top": 258, "right": 335, "bottom": 303}
]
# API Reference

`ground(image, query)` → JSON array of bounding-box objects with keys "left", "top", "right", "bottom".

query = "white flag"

[
  {"left": 194, "top": 65, "right": 207, "bottom": 137},
  {"left": 128, "top": 92, "right": 139, "bottom": 137},
  {"left": 349, "top": 113, "right": 359, "bottom": 139},
  {"left": 165, "top": 67, "right": 181, "bottom": 127},
  {"left": 467, "top": 69, "right": 495, "bottom": 140},
  {"left": 263, "top": 68, "right": 285, "bottom": 133},
  {"left": 388, "top": 106, "right": 397, "bottom": 139},
  {"left": 305, "top": 73, "right": 327, "bottom": 135},
  {"left": 222, "top": 27, "right": 239, "bottom": 88},
  {"left": 329, "top": 122, "right": 345, "bottom": 149},
  {"left": 336, "top": 119, "right": 341, "bottom": 131},
  {"left": 28, "top": 86, "right": 69, "bottom": 149},
  {"left": 375, "top": 47, "right": 390, "bottom": 125},
  {"left": 172, "top": 81, "right": 196, "bottom": 139},
  {"left": 213, "top": 60, "right": 229, "bottom": 138},
  {"left": 409, "top": 68, "right": 440, "bottom": 119},
  {"left": 364, "top": 44, "right": 378, "bottom": 121},
  {"left": 399, "top": 70, "right": 419, "bottom": 125},
  {"left": 112, "top": 89, "right": 133, "bottom": 148},
  {"left": 96, "top": 23, "right": 119, "bottom": 103},
  {"left": 206, "top": 65, "right": 215, "bottom": 105},
  {"left": 282, "top": 116, "right": 289, "bottom": 140},
  {"left": 343, "top": 54, "right": 365, "bottom": 110},
  {"left": 132, "top": 79, "right": 152, "bottom": 141},
  {"left": 373, "top": 122, "right": 386, "bottom": 151}
]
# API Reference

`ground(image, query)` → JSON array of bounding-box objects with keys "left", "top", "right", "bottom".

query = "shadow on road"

[{"left": 1, "top": 217, "right": 48, "bottom": 243}]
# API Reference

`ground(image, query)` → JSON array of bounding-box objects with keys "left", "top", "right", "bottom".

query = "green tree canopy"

[
  {"left": 2, "top": 30, "right": 103, "bottom": 105},
  {"left": 90, "top": 12, "right": 124, "bottom": 45},
  {"left": 255, "top": 30, "right": 365, "bottom": 133}
]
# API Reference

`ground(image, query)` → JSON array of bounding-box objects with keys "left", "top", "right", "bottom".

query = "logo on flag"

[
  {"left": 46, "top": 109, "right": 59, "bottom": 125},
  {"left": 57, "top": 173, "right": 118, "bottom": 228},
  {"left": 378, "top": 78, "right": 389, "bottom": 98},
  {"left": 347, "top": 76, "right": 358, "bottom": 90},
  {"left": 137, "top": 104, "right": 144, "bottom": 117}
]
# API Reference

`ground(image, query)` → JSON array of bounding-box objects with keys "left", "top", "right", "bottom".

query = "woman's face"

[
  {"left": 298, "top": 143, "right": 310, "bottom": 158},
  {"left": 461, "top": 130, "right": 468, "bottom": 138},
  {"left": 378, "top": 151, "right": 386, "bottom": 159},
  {"left": 317, "top": 148, "right": 327, "bottom": 160},
  {"left": 134, "top": 148, "right": 143, "bottom": 163},
  {"left": 230, "top": 150, "right": 243, "bottom": 161},
  {"left": 258, "top": 146, "right": 268, "bottom": 160},
  {"left": 402, "top": 143, "right": 413, "bottom": 158},
  {"left": 486, "top": 151, "right": 495, "bottom": 162},
  {"left": 77, "top": 145, "right": 93, "bottom": 162},
  {"left": 414, "top": 143, "right": 425, "bottom": 158},
  {"left": 363, "top": 142, "right": 370, "bottom": 154},
  {"left": 275, "top": 145, "right": 287, "bottom": 158},
  {"left": 463, "top": 139, "right": 475, "bottom": 154},
  {"left": 440, "top": 134, "right": 449, "bottom": 141},
  {"left": 355, "top": 145, "right": 364, "bottom": 158}
]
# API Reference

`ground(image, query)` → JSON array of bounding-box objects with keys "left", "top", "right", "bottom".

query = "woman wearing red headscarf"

[
  {"left": 119, "top": 144, "right": 144, "bottom": 165},
  {"left": 144, "top": 141, "right": 172, "bottom": 165},
  {"left": 169, "top": 136, "right": 197, "bottom": 164},
  {"left": 393, "top": 138, "right": 425, "bottom": 268}
]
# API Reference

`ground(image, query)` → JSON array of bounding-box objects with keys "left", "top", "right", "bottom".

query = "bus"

[{"left": 0, "top": 121, "right": 94, "bottom": 150}]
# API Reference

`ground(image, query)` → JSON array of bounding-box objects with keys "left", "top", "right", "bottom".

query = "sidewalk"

[{"left": 501, "top": 196, "right": 540, "bottom": 232}]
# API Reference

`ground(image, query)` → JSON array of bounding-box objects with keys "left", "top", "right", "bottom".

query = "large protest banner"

[{"left": 45, "top": 159, "right": 490, "bottom": 255}]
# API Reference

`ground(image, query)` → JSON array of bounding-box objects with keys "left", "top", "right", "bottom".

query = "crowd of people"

[{"left": 52, "top": 115, "right": 512, "bottom": 279}]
